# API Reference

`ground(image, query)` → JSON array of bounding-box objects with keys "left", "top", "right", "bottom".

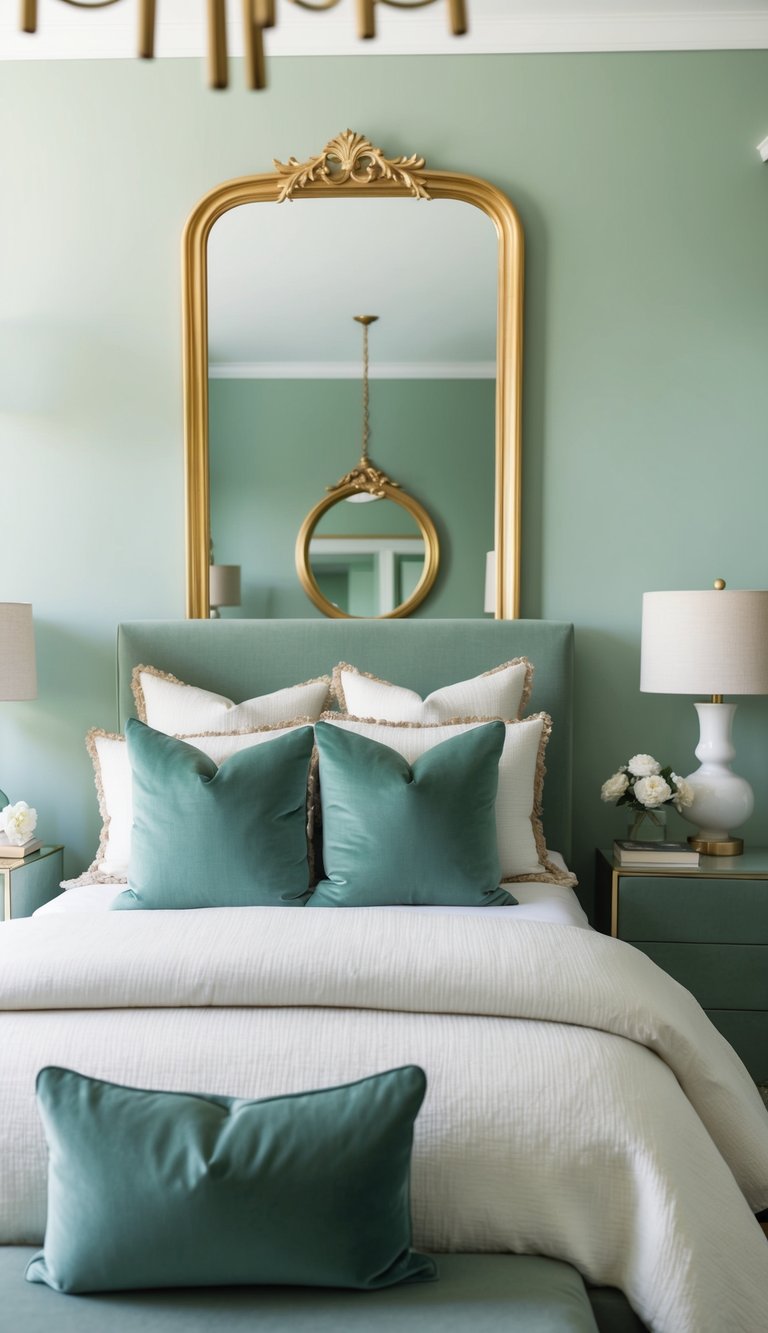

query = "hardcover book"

[
  {"left": 0, "top": 837, "right": 42, "bottom": 860},
  {"left": 613, "top": 839, "right": 700, "bottom": 867}
]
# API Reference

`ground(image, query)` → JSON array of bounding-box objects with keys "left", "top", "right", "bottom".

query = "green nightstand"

[
  {"left": 0, "top": 845, "right": 64, "bottom": 920},
  {"left": 595, "top": 847, "right": 768, "bottom": 1083}
]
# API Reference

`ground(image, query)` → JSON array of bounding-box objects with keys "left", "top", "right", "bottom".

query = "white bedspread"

[
  {"left": 34, "top": 876, "right": 590, "bottom": 928},
  {"left": 1, "top": 908, "right": 767, "bottom": 1332}
]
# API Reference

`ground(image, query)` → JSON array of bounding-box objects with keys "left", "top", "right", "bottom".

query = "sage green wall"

[
  {"left": 209, "top": 378, "right": 494, "bottom": 618},
  {"left": 1, "top": 52, "right": 767, "bottom": 907}
]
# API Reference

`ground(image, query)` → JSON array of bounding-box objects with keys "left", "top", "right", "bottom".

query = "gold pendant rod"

[
  {"left": 242, "top": 0, "right": 267, "bottom": 90},
  {"left": 138, "top": 0, "right": 156, "bottom": 58},
  {"left": 357, "top": 0, "right": 375, "bottom": 38},
  {"left": 20, "top": 0, "right": 37, "bottom": 32},
  {"left": 354, "top": 315, "right": 378, "bottom": 464},
  {"left": 447, "top": 0, "right": 467, "bottom": 35},
  {"left": 207, "top": 0, "right": 228, "bottom": 88}
]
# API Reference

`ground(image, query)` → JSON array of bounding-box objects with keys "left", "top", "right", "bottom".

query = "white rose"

[
  {"left": 633, "top": 775, "right": 672, "bottom": 809},
  {"left": 601, "top": 772, "right": 629, "bottom": 802},
  {"left": 672, "top": 777, "right": 694, "bottom": 810},
  {"left": 1, "top": 800, "right": 37, "bottom": 846},
  {"left": 627, "top": 754, "right": 661, "bottom": 778}
]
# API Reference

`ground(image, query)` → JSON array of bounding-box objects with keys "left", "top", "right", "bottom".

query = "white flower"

[
  {"left": 672, "top": 776, "right": 694, "bottom": 810},
  {"left": 633, "top": 775, "right": 672, "bottom": 809},
  {"left": 627, "top": 753, "right": 661, "bottom": 778},
  {"left": 601, "top": 771, "right": 629, "bottom": 802},
  {"left": 1, "top": 800, "right": 37, "bottom": 846}
]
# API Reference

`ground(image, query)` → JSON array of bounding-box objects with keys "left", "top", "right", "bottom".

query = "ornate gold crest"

[
  {"left": 274, "top": 130, "right": 431, "bottom": 203},
  {"left": 327, "top": 460, "right": 402, "bottom": 500}
]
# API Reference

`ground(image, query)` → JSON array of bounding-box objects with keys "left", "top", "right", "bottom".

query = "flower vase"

[{"left": 626, "top": 807, "right": 667, "bottom": 842}]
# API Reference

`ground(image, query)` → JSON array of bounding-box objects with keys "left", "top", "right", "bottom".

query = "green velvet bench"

[{"left": 1, "top": 1250, "right": 648, "bottom": 1332}]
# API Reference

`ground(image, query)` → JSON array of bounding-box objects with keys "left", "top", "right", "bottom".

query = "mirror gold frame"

[
  {"left": 296, "top": 481, "right": 439, "bottom": 620},
  {"left": 182, "top": 130, "right": 524, "bottom": 619}
]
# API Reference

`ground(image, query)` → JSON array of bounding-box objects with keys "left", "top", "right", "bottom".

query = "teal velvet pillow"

[
  {"left": 26, "top": 1064, "right": 435, "bottom": 1295},
  {"left": 309, "top": 720, "right": 516, "bottom": 908},
  {"left": 112, "top": 718, "right": 313, "bottom": 911}
]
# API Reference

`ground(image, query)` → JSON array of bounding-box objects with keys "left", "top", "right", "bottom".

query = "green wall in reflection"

[{"left": 209, "top": 378, "right": 495, "bottom": 618}]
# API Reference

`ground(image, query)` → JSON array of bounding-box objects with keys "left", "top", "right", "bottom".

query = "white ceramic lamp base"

[{"left": 680, "top": 702, "right": 753, "bottom": 855}]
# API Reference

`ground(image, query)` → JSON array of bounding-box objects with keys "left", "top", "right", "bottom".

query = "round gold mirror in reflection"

[{"left": 295, "top": 483, "right": 439, "bottom": 619}]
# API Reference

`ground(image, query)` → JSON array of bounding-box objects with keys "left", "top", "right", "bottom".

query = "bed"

[{"left": 1, "top": 618, "right": 767, "bottom": 1333}]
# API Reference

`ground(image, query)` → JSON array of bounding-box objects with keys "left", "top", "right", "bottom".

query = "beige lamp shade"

[
  {"left": 640, "top": 589, "right": 768, "bottom": 695},
  {"left": 209, "top": 565, "right": 241, "bottom": 610},
  {"left": 0, "top": 603, "right": 37, "bottom": 701}
]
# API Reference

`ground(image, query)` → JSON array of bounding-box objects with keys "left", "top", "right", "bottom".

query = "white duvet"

[{"left": 1, "top": 907, "right": 767, "bottom": 1333}]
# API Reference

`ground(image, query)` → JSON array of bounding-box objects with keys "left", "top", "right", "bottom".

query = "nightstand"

[
  {"left": 595, "top": 847, "right": 768, "bottom": 1084},
  {"left": 0, "top": 845, "right": 64, "bottom": 920}
]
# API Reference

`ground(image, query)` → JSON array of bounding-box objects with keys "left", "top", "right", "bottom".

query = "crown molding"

[
  {"left": 208, "top": 361, "right": 496, "bottom": 380},
  {"left": 2, "top": 8, "right": 767, "bottom": 61}
]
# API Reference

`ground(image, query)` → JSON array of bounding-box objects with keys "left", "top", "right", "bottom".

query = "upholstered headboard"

[{"left": 117, "top": 619, "right": 573, "bottom": 859}]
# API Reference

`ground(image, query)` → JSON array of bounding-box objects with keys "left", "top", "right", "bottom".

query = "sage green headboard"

[{"left": 117, "top": 619, "right": 573, "bottom": 859}]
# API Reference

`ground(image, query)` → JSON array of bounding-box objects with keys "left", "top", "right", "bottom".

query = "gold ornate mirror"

[
  {"left": 295, "top": 314, "right": 439, "bottom": 619},
  {"left": 182, "top": 130, "right": 523, "bottom": 619}
]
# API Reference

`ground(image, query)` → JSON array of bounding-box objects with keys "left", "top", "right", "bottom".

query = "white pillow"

[
  {"left": 317, "top": 713, "right": 574, "bottom": 887},
  {"left": 132, "top": 665, "right": 331, "bottom": 734},
  {"left": 332, "top": 659, "right": 532, "bottom": 723},
  {"left": 69, "top": 723, "right": 314, "bottom": 887}
]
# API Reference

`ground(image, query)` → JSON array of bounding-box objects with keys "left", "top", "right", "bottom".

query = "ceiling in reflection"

[{"left": 207, "top": 197, "right": 497, "bottom": 376}]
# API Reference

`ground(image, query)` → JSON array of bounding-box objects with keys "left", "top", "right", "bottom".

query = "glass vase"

[{"left": 626, "top": 807, "right": 667, "bottom": 842}]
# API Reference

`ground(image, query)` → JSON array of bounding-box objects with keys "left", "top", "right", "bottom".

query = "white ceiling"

[{"left": 1, "top": 0, "right": 766, "bottom": 61}]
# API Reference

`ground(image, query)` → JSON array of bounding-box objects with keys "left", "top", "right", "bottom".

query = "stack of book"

[
  {"left": 613, "top": 839, "right": 700, "bottom": 868},
  {"left": 0, "top": 835, "right": 42, "bottom": 859}
]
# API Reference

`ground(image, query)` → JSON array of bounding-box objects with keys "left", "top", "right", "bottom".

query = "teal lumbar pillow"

[
  {"left": 309, "top": 720, "right": 516, "bottom": 907},
  {"left": 112, "top": 717, "right": 314, "bottom": 910},
  {"left": 26, "top": 1064, "right": 436, "bottom": 1295}
]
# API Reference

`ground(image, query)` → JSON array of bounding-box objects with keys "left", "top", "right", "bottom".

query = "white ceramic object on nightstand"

[{"left": 680, "top": 702, "right": 754, "bottom": 852}]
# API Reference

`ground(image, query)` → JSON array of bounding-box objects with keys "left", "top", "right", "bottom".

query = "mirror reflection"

[
  {"left": 295, "top": 312, "right": 440, "bottom": 619},
  {"left": 206, "top": 196, "right": 497, "bottom": 618},
  {"left": 309, "top": 497, "right": 425, "bottom": 618}
]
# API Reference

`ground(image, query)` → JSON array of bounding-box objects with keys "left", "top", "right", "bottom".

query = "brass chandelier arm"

[
  {"left": 22, "top": 0, "right": 123, "bottom": 29},
  {"left": 23, "top": 0, "right": 158, "bottom": 60},
  {"left": 47, "top": 0, "right": 122, "bottom": 7},
  {"left": 380, "top": 0, "right": 455, "bottom": 8},
  {"left": 356, "top": 0, "right": 467, "bottom": 38},
  {"left": 289, "top": 0, "right": 343, "bottom": 10},
  {"left": 21, "top": 0, "right": 467, "bottom": 86}
]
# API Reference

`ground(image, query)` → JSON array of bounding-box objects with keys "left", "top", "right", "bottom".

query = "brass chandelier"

[{"left": 20, "top": 0, "right": 468, "bottom": 91}]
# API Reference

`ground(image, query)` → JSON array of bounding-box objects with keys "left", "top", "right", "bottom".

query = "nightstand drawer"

[
  {"left": 0, "top": 847, "right": 64, "bottom": 919},
  {"left": 706, "top": 1011, "right": 768, "bottom": 1082},
  {"left": 618, "top": 877, "right": 768, "bottom": 943},
  {"left": 636, "top": 942, "right": 768, "bottom": 1009}
]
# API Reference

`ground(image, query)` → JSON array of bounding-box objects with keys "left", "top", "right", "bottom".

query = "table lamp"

[
  {"left": 640, "top": 581, "right": 768, "bottom": 855},
  {"left": 0, "top": 603, "right": 37, "bottom": 808},
  {"left": 209, "top": 565, "right": 241, "bottom": 619}
]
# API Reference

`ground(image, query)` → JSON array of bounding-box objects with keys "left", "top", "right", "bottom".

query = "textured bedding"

[
  {"left": 1, "top": 909, "right": 767, "bottom": 1333},
  {"left": 34, "top": 868, "right": 590, "bottom": 928}
]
